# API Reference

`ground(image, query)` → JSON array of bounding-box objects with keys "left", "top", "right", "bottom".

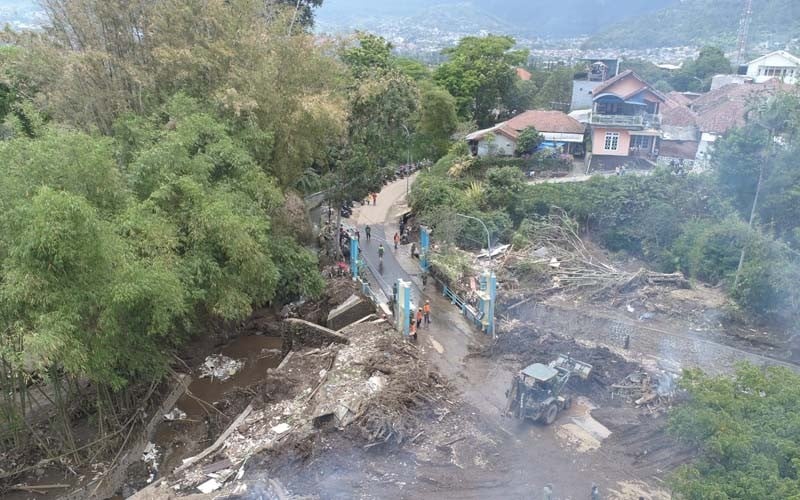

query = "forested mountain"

[
  {"left": 317, "top": 0, "right": 675, "bottom": 38},
  {"left": 585, "top": 0, "right": 800, "bottom": 49}
]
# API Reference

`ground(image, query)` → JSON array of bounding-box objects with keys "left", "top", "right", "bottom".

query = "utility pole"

[{"left": 734, "top": 125, "right": 773, "bottom": 287}]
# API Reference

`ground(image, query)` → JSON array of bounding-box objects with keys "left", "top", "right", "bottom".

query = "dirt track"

[{"left": 507, "top": 300, "right": 800, "bottom": 376}]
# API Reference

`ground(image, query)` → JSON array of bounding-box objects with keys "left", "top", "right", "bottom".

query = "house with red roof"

[
  {"left": 656, "top": 79, "right": 793, "bottom": 169},
  {"left": 587, "top": 70, "right": 665, "bottom": 171},
  {"left": 465, "top": 110, "right": 586, "bottom": 157}
]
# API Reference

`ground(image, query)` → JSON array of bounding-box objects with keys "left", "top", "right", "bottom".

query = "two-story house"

[{"left": 588, "top": 70, "right": 666, "bottom": 171}]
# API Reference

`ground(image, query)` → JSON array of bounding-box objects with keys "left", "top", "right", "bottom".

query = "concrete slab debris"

[
  {"left": 196, "top": 478, "right": 222, "bottom": 494},
  {"left": 327, "top": 293, "right": 375, "bottom": 330},
  {"left": 271, "top": 423, "right": 291, "bottom": 435}
]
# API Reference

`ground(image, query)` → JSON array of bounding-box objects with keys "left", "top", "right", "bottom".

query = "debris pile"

[
  {"left": 199, "top": 355, "right": 244, "bottom": 381},
  {"left": 143, "top": 320, "right": 449, "bottom": 497},
  {"left": 141, "top": 443, "right": 160, "bottom": 484},
  {"left": 612, "top": 370, "right": 678, "bottom": 412},
  {"left": 501, "top": 209, "right": 689, "bottom": 303},
  {"left": 353, "top": 336, "right": 450, "bottom": 446}
]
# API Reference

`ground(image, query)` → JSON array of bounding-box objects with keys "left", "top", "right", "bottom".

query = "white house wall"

[
  {"left": 746, "top": 52, "right": 799, "bottom": 84},
  {"left": 477, "top": 134, "right": 516, "bottom": 157}
]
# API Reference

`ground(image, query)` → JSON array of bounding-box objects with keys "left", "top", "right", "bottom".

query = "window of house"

[
  {"left": 604, "top": 132, "right": 619, "bottom": 151},
  {"left": 631, "top": 135, "right": 651, "bottom": 149},
  {"left": 760, "top": 66, "right": 793, "bottom": 78}
]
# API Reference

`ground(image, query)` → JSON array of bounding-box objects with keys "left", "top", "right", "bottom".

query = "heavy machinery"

[{"left": 505, "top": 354, "right": 593, "bottom": 425}]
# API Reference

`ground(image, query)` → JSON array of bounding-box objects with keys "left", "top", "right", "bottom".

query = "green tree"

[
  {"left": 341, "top": 32, "right": 394, "bottom": 79},
  {"left": 276, "top": 0, "right": 323, "bottom": 29},
  {"left": 416, "top": 84, "right": 458, "bottom": 160},
  {"left": 395, "top": 56, "right": 431, "bottom": 81},
  {"left": 434, "top": 35, "right": 528, "bottom": 126},
  {"left": 672, "top": 46, "right": 732, "bottom": 92},
  {"left": 670, "top": 364, "right": 800, "bottom": 499},
  {"left": 532, "top": 65, "right": 575, "bottom": 110},
  {"left": 515, "top": 126, "right": 544, "bottom": 155}
]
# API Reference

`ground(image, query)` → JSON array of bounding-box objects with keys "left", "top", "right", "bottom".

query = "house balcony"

[{"left": 590, "top": 113, "right": 661, "bottom": 129}]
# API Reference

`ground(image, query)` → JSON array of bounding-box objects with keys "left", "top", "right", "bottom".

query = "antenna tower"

[{"left": 736, "top": 0, "right": 754, "bottom": 66}]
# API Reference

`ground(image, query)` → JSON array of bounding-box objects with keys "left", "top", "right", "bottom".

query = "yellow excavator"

[{"left": 505, "top": 354, "right": 592, "bottom": 425}]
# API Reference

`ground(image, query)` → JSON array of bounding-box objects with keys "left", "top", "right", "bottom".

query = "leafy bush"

[
  {"left": 515, "top": 126, "right": 544, "bottom": 155},
  {"left": 429, "top": 247, "right": 473, "bottom": 286},
  {"left": 671, "top": 219, "right": 751, "bottom": 285}
]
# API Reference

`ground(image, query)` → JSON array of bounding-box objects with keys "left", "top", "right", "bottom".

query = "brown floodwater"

[
  {"left": 148, "top": 335, "right": 285, "bottom": 485},
  {"left": 177, "top": 335, "right": 284, "bottom": 418}
]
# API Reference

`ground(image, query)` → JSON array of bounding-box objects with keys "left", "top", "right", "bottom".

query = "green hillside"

[{"left": 584, "top": 0, "right": 800, "bottom": 49}]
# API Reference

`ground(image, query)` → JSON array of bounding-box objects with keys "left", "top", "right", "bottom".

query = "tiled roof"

[
  {"left": 691, "top": 79, "right": 792, "bottom": 135},
  {"left": 591, "top": 69, "right": 636, "bottom": 95},
  {"left": 504, "top": 110, "right": 586, "bottom": 134},
  {"left": 666, "top": 91, "right": 693, "bottom": 106},
  {"left": 516, "top": 67, "right": 532, "bottom": 81},
  {"left": 591, "top": 69, "right": 667, "bottom": 102},
  {"left": 662, "top": 102, "right": 698, "bottom": 127}
]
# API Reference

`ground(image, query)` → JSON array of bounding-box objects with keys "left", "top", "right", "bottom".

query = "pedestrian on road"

[
  {"left": 423, "top": 300, "right": 431, "bottom": 327},
  {"left": 409, "top": 317, "right": 417, "bottom": 342},
  {"left": 543, "top": 484, "right": 553, "bottom": 500},
  {"left": 393, "top": 232, "right": 400, "bottom": 250},
  {"left": 372, "top": 192, "right": 377, "bottom": 205},
  {"left": 377, "top": 244, "right": 385, "bottom": 261},
  {"left": 410, "top": 242, "right": 417, "bottom": 259},
  {"left": 415, "top": 308, "right": 423, "bottom": 330},
  {"left": 365, "top": 225, "right": 371, "bottom": 242},
  {"left": 355, "top": 229, "right": 360, "bottom": 242},
  {"left": 590, "top": 484, "right": 601, "bottom": 500}
]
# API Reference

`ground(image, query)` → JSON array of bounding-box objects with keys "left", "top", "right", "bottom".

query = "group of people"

[
  {"left": 364, "top": 192, "right": 378, "bottom": 206},
  {"left": 408, "top": 300, "right": 431, "bottom": 341},
  {"left": 613, "top": 165, "right": 628, "bottom": 176}
]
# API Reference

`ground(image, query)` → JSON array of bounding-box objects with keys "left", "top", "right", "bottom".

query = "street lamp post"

[
  {"left": 456, "top": 213, "right": 492, "bottom": 262},
  {"left": 401, "top": 124, "right": 412, "bottom": 196},
  {"left": 456, "top": 213, "right": 496, "bottom": 338}
]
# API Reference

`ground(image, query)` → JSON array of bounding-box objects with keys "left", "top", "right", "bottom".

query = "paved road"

[{"left": 352, "top": 176, "right": 426, "bottom": 309}]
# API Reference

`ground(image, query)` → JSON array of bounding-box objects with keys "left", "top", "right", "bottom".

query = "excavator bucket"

[{"left": 552, "top": 354, "right": 592, "bottom": 380}]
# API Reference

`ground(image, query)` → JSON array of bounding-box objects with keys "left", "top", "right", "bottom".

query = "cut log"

[{"left": 174, "top": 402, "right": 253, "bottom": 474}]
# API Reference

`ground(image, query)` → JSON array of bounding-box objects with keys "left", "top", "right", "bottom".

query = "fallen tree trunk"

[{"left": 173, "top": 402, "right": 253, "bottom": 475}]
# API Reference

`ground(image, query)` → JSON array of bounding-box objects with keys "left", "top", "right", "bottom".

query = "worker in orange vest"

[
  {"left": 423, "top": 300, "right": 431, "bottom": 327},
  {"left": 415, "top": 308, "right": 423, "bottom": 331},
  {"left": 409, "top": 313, "right": 417, "bottom": 342}
]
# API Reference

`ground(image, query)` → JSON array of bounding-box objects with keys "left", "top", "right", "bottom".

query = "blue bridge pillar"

[
  {"left": 420, "top": 226, "right": 431, "bottom": 272},
  {"left": 395, "top": 279, "right": 412, "bottom": 336},
  {"left": 350, "top": 237, "right": 359, "bottom": 280}
]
